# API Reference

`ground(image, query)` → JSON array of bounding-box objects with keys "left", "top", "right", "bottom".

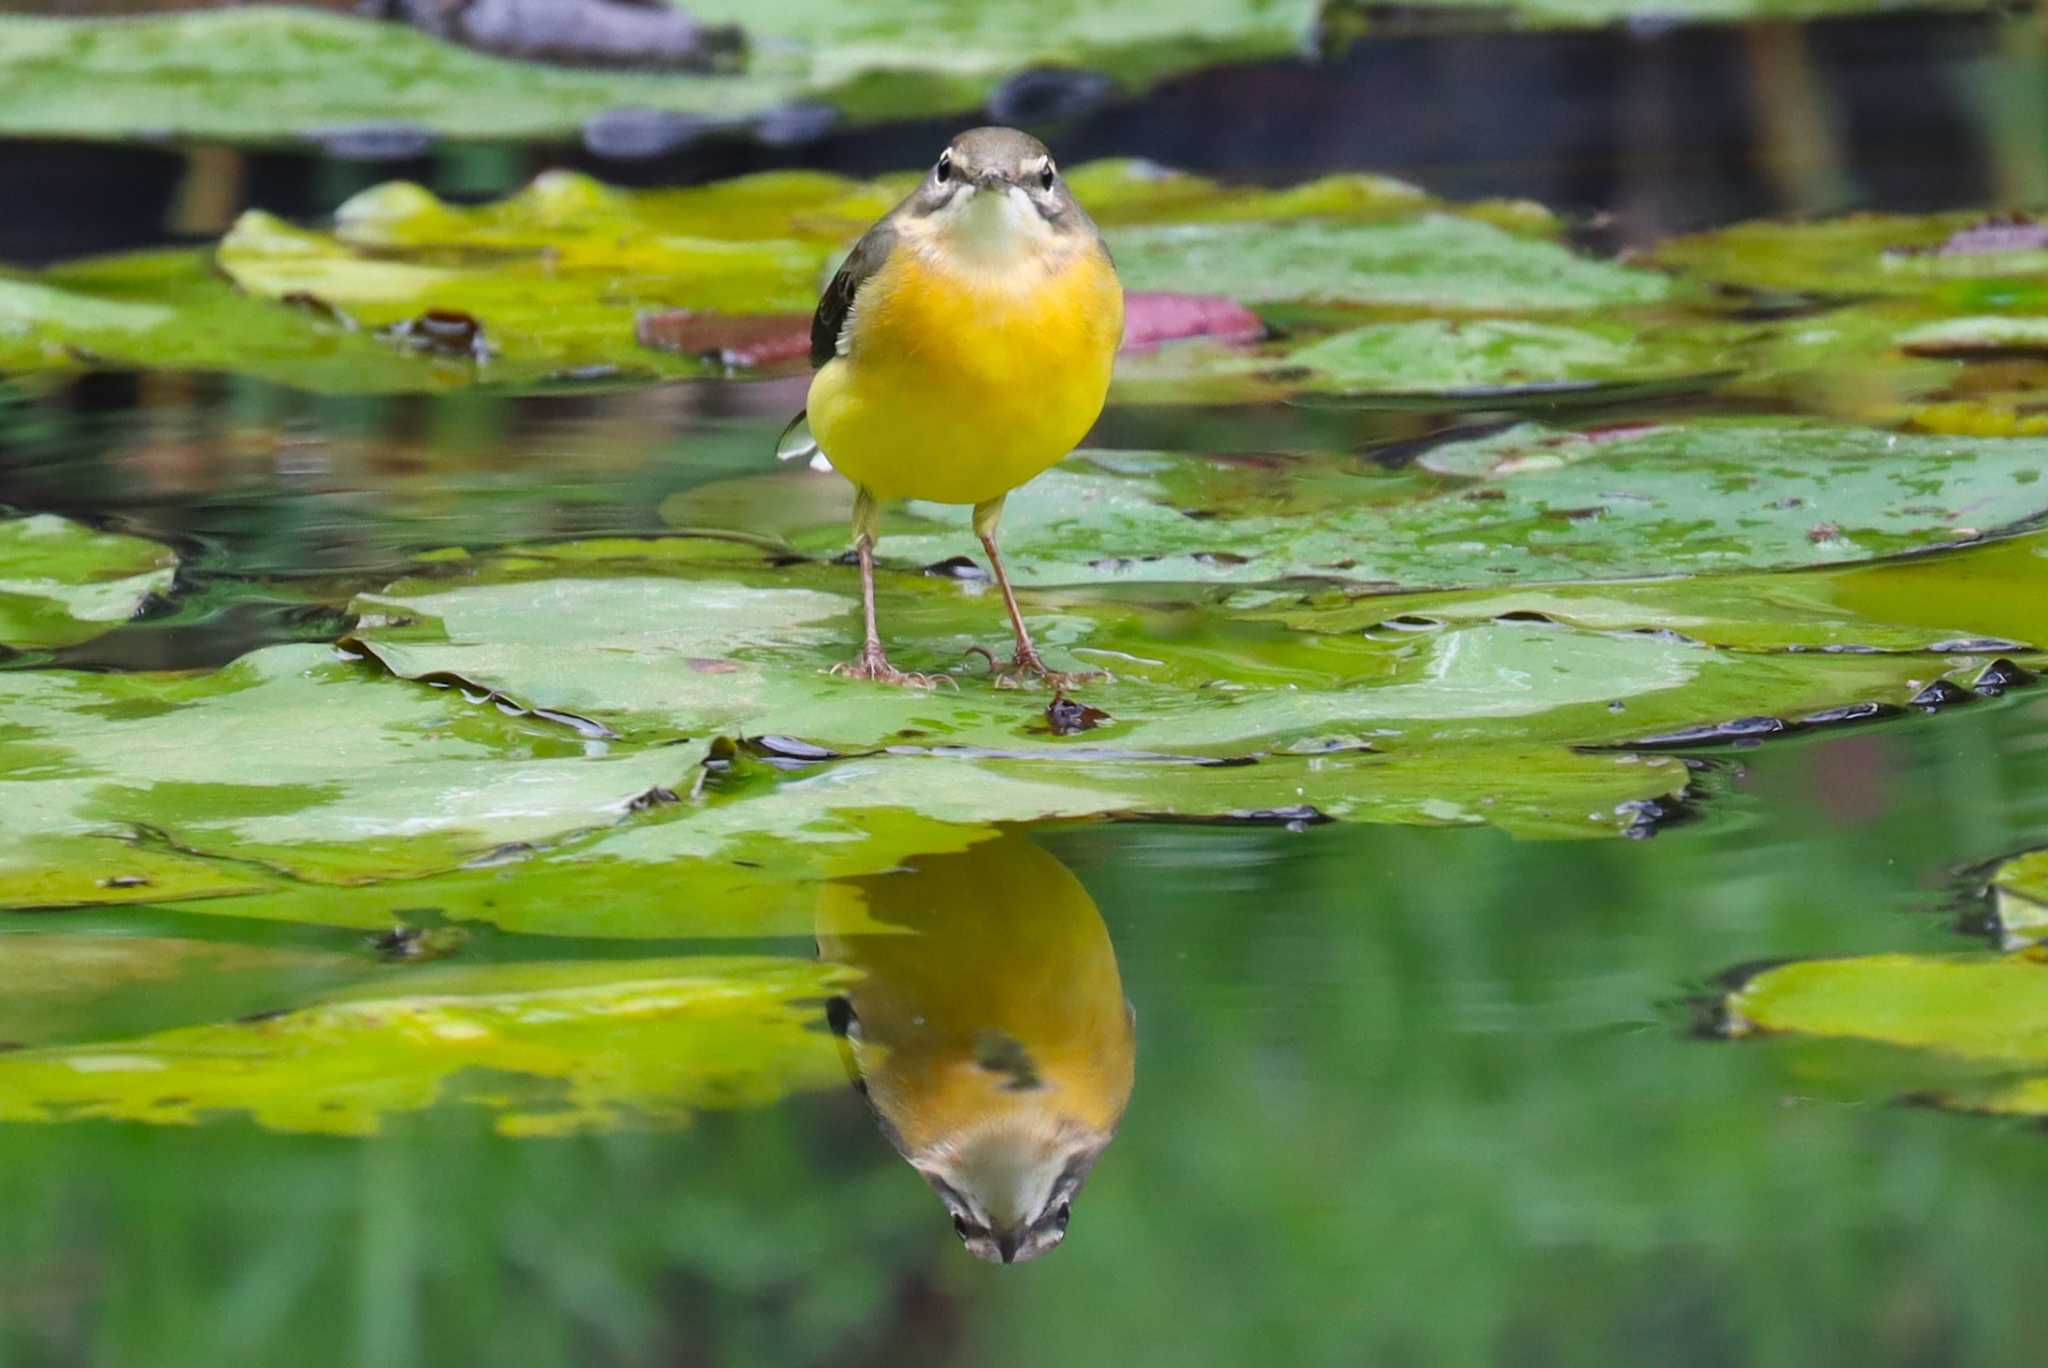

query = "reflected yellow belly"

[{"left": 808, "top": 247, "right": 1123, "bottom": 506}]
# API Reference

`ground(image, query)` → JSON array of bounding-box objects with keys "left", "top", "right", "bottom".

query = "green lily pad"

[
  {"left": 211, "top": 168, "right": 1645, "bottom": 387},
  {"left": 0, "top": 955, "right": 852, "bottom": 1136},
  {"left": 0, "top": 644, "right": 705, "bottom": 908},
  {"left": 1280, "top": 317, "right": 1733, "bottom": 394},
  {"left": 1724, "top": 948, "right": 2048, "bottom": 1118},
  {"left": 1992, "top": 847, "right": 2048, "bottom": 947},
  {"left": 1712, "top": 298, "right": 1960, "bottom": 423},
  {"left": 1650, "top": 211, "right": 2048, "bottom": 298},
  {"left": 1108, "top": 214, "right": 1675, "bottom": 311},
  {"left": 0, "top": 933, "right": 364, "bottom": 1049},
  {"left": 1, "top": 251, "right": 475, "bottom": 393},
  {"left": 1357, "top": 0, "right": 1996, "bottom": 27},
  {"left": 1070, "top": 160, "right": 1439, "bottom": 227},
  {"left": 155, "top": 738, "right": 1692, "bottom": 940},
  {"left": 1893, "top": 314, "right": 2048, "bottom": 358},
  {"left": 675, "top": 419, "right": 2048, "bottom": 589},
  {"left": 0, "top": 3, "right": 1317, "bottom": 143},
  {"left": 7, "top": 164, "right": 1669, "bottom": 394},
  {"left": 1729, "top": 951, "right": 2048, "bottom": 1062},
  {"left": 1249, "top": 528, "right": 2048, "bottom": 655},
  {"left": 340, "top": 538, "right": 1999, "bottom": 754},
  {"left": 0, "top": 512, "right": 176, "bottom": 651},
  {"left": 215, "top": 207, "right": 816, "bottom": 387}
]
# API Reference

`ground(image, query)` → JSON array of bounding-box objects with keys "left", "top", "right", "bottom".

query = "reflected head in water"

[{"left": 816, "top": 832, "right": 1135, "bottom": 1263}]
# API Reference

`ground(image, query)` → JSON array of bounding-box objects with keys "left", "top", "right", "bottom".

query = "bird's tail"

[{"left": 775, "top": 410, "right": 834, "bottom": 471}]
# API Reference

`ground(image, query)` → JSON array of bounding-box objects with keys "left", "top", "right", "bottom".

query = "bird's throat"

[{"left": 923, "top": 186, "right": 1063, "bottom": 275}]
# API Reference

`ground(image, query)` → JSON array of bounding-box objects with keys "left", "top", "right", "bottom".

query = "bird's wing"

[{"left": 810, "top": 219, "right": 899, "bottom": 368}]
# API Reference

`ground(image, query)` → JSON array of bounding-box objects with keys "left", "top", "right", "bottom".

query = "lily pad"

[
  {"left": 1361, "top": 0, "right": 1998, "bottom": 27},
  {"left": 672, "top": 420, "right": 2048, "bottom": 589},
  {"left": 209, "top": 168, "right": 1647, "bottom": 387},
  {"left": 0, "top": 933, "right": 364, "bottom": 1049},
  {"left": 1650, "top": 211, "right": 2048, "bottom": 298},
  {"left": 1992, "top": 846, "right": 2048, "bottom": 947},
  {"left": 1280, "top": 317, "right": 1732, "bottom": 394},
  {"left": 0, "top": 956, "right": 852, "bottom": 1136},
  {"left": 0, "top": 512, "right": 176, "bottom": 651},
  {"left": 1724, "top": 948, "right": 2048, "bottom": 1118},
  {"left": 1, "top": 252, "right": 472, "bottom": 393},
  {"left": 1250, "top": 529, "right": 2048, "bottom": 656},
  {"left": 0, "top": 644, "right": 705, "bottom": 908},
  {"left": 0, "top": 3, "right": 1318, "bottom": 143},
  {"left": 215, "top": 207, "right": 818, "bottom": 386},
  {"left": 1108, "top": 214, "right": 1676, "bottom": 311},
  {"left": 339, "top": 539, "right": 2001, "bottom": 756},
  {"left": 151, "top": 739, "right": 1692, "bottom": 940},
  {"left": 1895, "top": 315, "right": 2048, "bottom": 359}
]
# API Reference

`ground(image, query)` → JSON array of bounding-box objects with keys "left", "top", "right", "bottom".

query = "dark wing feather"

[{"left": 810, "top": 219, "right": 899, "bottom": 368}]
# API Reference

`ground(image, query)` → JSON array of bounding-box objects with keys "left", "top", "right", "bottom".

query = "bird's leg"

[
  {"left": 833, "top": 487, "right": 949, "bottom": 688},
  {"left": 974, "top": 497, "right": 1107, "bottom": 691}
]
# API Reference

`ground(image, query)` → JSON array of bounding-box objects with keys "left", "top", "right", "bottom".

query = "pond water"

[
  {"left": 6, "top": 366, "right": 2048, "bottom": 1365},
  {"left": 9, "top": 8, "right": 2048, "bottom": 1366}
]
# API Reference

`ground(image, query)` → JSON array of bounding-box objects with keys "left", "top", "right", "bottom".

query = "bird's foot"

[
  {"left": 982, "top": 645, "right": 1110, "bottom": 691},
  {"left": 831, "top": 644, "right": 952, "bottom": 689}
]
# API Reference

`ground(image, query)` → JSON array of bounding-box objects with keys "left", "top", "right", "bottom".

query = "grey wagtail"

[{"left": 787, "top": 127, "right": 1124, "bottom": 689}]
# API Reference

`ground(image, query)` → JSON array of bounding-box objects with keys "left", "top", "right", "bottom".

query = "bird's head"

[
  {"left": 905, "top": 126, "right": 1090, "bottom": 266},
  {"left": 917, "top": 1117, "right": 1109, "bottom": 1265}
]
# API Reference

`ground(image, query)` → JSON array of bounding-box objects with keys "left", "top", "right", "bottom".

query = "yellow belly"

[
  {"left": 807, "top": 246, "right": 1122, "bottom": 506},
  {"left": 815, "top": 834, "right": 1135, "bottom": 1158}
]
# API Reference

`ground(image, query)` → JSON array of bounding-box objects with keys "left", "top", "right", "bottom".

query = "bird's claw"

[
  {"left": 982, "top": 647, "right": 1110, "bottom": 691},
  {"left": 831, "top": 647, "right": 953, "bottom": 690}
]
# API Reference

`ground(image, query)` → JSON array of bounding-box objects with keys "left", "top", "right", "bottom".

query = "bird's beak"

[
  {"left": 995, "top": 1231, "right": 1021, "bottom": 1263},
  {"left": 974, "top": 170, "right": 1008, "bottom": 192}
]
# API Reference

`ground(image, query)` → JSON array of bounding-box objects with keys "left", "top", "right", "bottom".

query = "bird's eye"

[
  {"left": 952, "top": 1215, "right": 970, "bottom": 1242},
  {"left": 935, "top": 154, "right": 952, "bottom": 184},
  {"left": 1054, "top": 1202, "right": 1071, "bottom": 1233},
  {"left": 1039, "top": 163, "right": 1057, "bottom": 191}
]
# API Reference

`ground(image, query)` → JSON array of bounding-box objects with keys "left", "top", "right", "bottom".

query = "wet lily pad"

[
  {"left": 1724, "top": 948, "right": 2048, "bottom": 1118},
  {"left": 150, "top": 739, "right": 1692, "bottom": 940},
  {"left": 0, "top": 512, "right": 176, "bottom": 651},
  {"left": 1, "top": 252, "right": 472, "bottom": 393},
  {"left": 339, "top": 539, "right": 2001, "bottom": 755},
  {"left": 6, "top": 165, "right": 1673, "bottom": 394},
  {"left": 1895, "top": 315, "right": 2048, "bottom": 359},
  {"left": 1281, "top": 317, "right": 1731, "bottom": 394},
  {"left": 215, "top": 207, "right": 815, "bottom": 386},
  {"left": 211, "top": 169, "right": 1650, "bottom": 386},
  {"left": 1651, "top": 211, "right": 2048, "bottom": 298},
  {"left": 0, "top": 933, "right": 363, "bottom": 1049},
  {"left": 0, "top": 644, "right": 704, "bottom": 908},
  {"left": 1992, "top": 846, "right": 2048, "bottom": 947},
  {"left": 1366, "top": 0, "right": 1999, "bottom": 26},
  {"left": 1253, "top": 528, "right": 2048, "bottom": 655},
  {"left": 673, "top": 420, "right": 2048, "bottom": 589},
  {"left": 1109, "top": 214, "right": 1675, "bottom": 311},
  {"left": 0, "top": 956, "right": 851, "bottom": 1136},
  {"left": 0, "top": 3, "right": 1318, "bottom": 143}
]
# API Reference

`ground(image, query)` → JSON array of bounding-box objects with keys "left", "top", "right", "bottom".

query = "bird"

[
  {"left": 815, "top": 833, "right": 1136, "bottom": 1264},
  {"left": 789, "top": 126, "right": 1125, "bottom": 689}
]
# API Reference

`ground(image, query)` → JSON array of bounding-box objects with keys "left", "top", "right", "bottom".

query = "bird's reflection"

[{"left": 816, "top": 832, "right": 1135, "bottom": 1264}]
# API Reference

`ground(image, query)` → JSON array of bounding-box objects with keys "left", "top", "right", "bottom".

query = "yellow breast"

[
  {"left": 815, "top": 834, "right": 1135, "bottom": 1159},
  {"left": 807, "top": 243, "right": 1123, "bottom": 506}
]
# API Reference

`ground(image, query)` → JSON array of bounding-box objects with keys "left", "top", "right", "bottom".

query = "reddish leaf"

[
  {"left": 1119, "top": 292, "right": 1265, "bottom": 350},
  {"left": 635, "top": 311, "right": 811, "bottom": 367}
]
